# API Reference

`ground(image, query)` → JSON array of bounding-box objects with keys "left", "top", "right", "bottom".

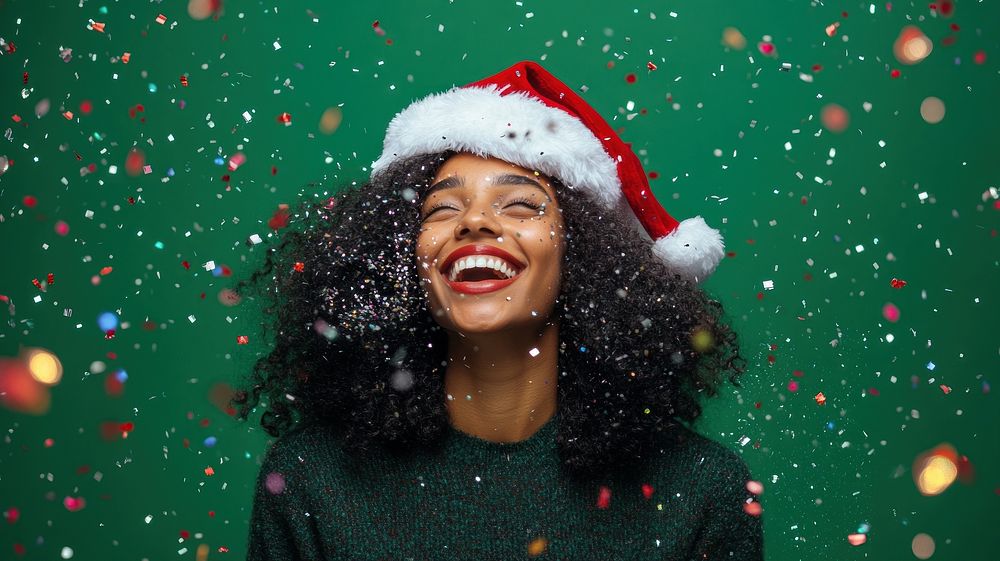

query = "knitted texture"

[{"left": 246, "top": 413, "right": 764, "bottom": 560}]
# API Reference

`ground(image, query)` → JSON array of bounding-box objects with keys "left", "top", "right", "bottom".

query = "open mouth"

[{"left": 442, "top": 256, "right": 523, "bottom": 294}]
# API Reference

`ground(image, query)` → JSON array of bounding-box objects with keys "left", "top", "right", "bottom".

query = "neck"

[{"left": 443, "top": 319, "right": 559, "bottom": 443}]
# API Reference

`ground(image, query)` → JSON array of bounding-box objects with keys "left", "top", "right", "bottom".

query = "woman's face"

[{"left": 416, "top": 152, "right": 566, "bottom": 335}]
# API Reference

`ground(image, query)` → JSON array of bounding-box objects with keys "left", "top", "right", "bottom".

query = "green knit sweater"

[{"left": 246, "top": 413, "right": 764, "bottom": 560}]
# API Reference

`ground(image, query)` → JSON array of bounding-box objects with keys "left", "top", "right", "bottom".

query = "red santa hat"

[{"left": 370, "top": 60, "right": 725, "bottom": 283}]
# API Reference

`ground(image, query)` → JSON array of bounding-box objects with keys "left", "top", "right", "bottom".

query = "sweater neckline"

[{"left": 447, "top": 411, "right": 558, "bottom": 452}]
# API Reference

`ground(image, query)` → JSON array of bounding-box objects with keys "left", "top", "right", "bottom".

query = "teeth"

[{"left": 447, "top": 255, "right": 519, "bottom": 282}]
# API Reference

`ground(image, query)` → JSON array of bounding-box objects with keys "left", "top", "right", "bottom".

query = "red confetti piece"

[
  {"left": 5, "top": 42, "right": 15, "bottom": 54},
  {"left": 100, "top": 266, "right": 113, "bottom": 275},
  {"left": 974, "top": 50, "right": 986, "bottom": 64},
  {"left": 6, "top": 506, "right": 20, "bottom": 524},
  {"left": 125, "top": 149, "right": 145, "bottom": 176},
  {"left": 757, "top": 41, "right": 775, "bottom": 56},
  {"left": 940, "top": 384, "right": 952, "bottom": 394},
  {"left": 155, "top": 14, "right": 167, "bottom": 24},
  {"left": 22, "top": 72, "right": 28, "bottom": 84},
  {"left": 80, "top": 100, "right": 93, "bottom": 114},
  {"left": 625, "top": 73, "right": 637, "bottom": 84},
  {"left": 23, "top": 195, "right": 37, "bottom": 207},
  {"left": 91, "top": 21, "right": 106, "bottom": 33},
  {"left": 814, "top": 392, "right": 826, "bottom": 405},
  {"left": 31, "top": 278, "right": 41, "bottom": 289},
  {"left": 848, "top": 533, "right": 867, "bottom": 546},
  {"left": 641, "top": 483, "right": 654, "bottom": 499},
  {"left": 181, "top": 260, "right": 190, "bottom": 270},
  {"left": 890, "top": 277, "right": 907, "bottom": 288},
  {"left": 47, "top": 273, "right": 54, "bottom": 285},
  {"left": 596, "top": 486, "right": 611, "bottom": 509},
  {"left": 122, "top": 52, "right": 131, "bottom": 64},
  {"left": 180, "top": 75, "right": 189, "bottom": 87},
  {"left": 890, "top": 69, "right": 901, "bottom": 78},
  {"left": 277, "top": 112, "right": 292, "bottom": 124},
  {"left": 787, "top": 380, "right": 799, "bottom": 392},
  {"left": 293, "top": 262, "right": 305, "bottom": 273},
  {"left": 743, "top": 501, "right": 762, "bottom": 516},
  {"left": 269, "top": 206, "right": 291, "bottom": 230},
  {"left": 105, "top": 329, "right": 115, "bottom": 339},
  {"left": 63, "top": 111, "right": 74, "bottom": 120},
  {"left": 105, "top": 371, "right": 125, "bottom": 397},
  {"left": 205, "top": 466, "right": 215, "bottom": 476},
  {"left": 646, "top": 61, "right": 657, "bottom": 71},
  {"left": 825, "top": 22, "right": 840, "bottom": 37},
  {"left": 237, "top": 335, "right": 249, "bottom": 345}
]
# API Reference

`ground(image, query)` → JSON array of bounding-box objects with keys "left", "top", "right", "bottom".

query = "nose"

[{"left": 454, "top": 198, "right": 503, "bottom": 239}]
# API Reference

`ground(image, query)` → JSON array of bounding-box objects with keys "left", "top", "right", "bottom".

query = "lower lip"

[{"left": 443, "top": 271, "right": 522, "bottom": 294}]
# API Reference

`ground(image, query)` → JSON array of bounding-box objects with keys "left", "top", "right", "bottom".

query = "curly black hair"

[{"left": 230, "top": 149, "right": 747, "bottom": 481}]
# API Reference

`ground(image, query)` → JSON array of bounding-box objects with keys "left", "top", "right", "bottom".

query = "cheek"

[{"left": 415, "top": 229, "right": 441, "bottom": 261}]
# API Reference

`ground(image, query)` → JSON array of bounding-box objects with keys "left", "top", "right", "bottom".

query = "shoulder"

[
  {"left": 255, "top": 423, "right": 346, "bottom": 496},
  {"left": 649, "top": 423, "right": 755, "bottom": 491}
]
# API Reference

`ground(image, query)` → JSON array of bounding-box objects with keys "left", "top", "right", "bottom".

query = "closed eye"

[{"left": 421, "top": 199, "right": 541, "bottom": 219}]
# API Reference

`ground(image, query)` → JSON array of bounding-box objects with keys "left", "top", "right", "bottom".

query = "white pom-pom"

[{"left": 650, "top": 216, "right": 725, "bottom": 283}]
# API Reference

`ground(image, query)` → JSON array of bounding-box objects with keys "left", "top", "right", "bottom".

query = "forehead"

[{"left": 428, "top": 153, "right": 558, "bottom": 198}]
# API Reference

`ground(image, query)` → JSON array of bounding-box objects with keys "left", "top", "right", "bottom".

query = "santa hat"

[{"left": 370, "top": 60, "right": 725, "bottom": 283}]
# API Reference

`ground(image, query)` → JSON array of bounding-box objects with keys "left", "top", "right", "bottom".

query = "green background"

[{"left": 1, "top": 0, "right": 997, "bottom": 559}]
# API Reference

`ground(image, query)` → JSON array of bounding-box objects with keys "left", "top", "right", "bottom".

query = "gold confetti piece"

[
  {"left": 894, "top": 26, "right": 932, "bottom": 65},
  {"left": 721, "top": 27, "right": 746, "bottom": 49},
  {"left": 913, "top": 444, "right": 958, "bottom": 496},
  {"left": 319, "top": 107, "right": 343, "bottom": 134},
  {"left": 527, "top": 536, "right": 548, "bottom": 557}
]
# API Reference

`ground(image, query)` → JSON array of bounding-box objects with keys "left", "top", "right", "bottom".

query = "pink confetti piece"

[
  {"left": 882, "top": 302, "right": 900, "bottom": 323},
  {"left": 227, "top": 152, "right": 246, "bottom": 171},
  {"left": 848, "top": 533, "right": 868, "bottom": 546},
  {"left": 265, "top": 472, "right": 286, "bottom": 494}
]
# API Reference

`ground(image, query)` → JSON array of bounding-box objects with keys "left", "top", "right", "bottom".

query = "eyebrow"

[{"left": 424, "top": 173, "right": 553, "bottom": 201}]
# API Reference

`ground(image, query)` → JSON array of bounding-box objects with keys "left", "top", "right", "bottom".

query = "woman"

[{"left": 234, "top": 61, "right": 763, "bottom": 560}]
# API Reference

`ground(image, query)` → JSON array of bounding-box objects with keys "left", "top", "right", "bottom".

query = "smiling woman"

[{"left": 233, "top": 61, "right": 763, "bottom": 560}]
